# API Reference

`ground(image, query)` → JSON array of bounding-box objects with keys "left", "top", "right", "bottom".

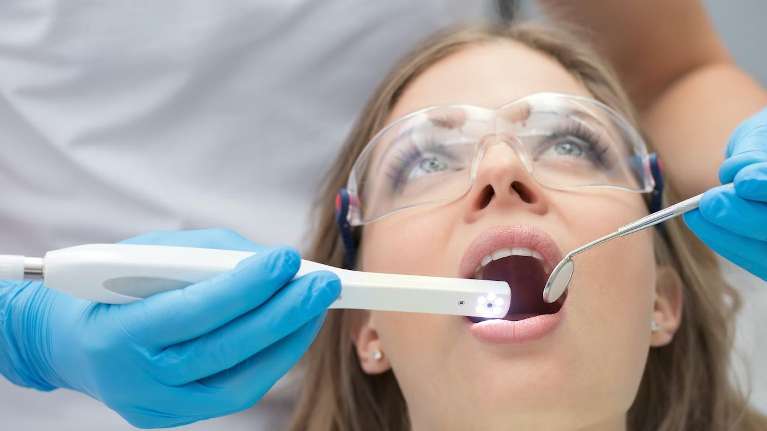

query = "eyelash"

[
  {"left": 542, "top": 121, "right": 611, "bottom": 166},
  {"left": 385, "top": 141, "right": 456, "bottom": 191}
]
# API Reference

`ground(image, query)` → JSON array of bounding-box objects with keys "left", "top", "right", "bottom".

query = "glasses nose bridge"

[{"left": 470, "top": 132, "right": 532, "bottom": 181}]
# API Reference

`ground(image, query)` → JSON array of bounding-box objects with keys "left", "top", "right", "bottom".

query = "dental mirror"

[
  {"left": 542, "top": 257, "right": 574, "bottom": 303},
  {"left": 542, "top": 188, "right": 719, "bottom": 304}
]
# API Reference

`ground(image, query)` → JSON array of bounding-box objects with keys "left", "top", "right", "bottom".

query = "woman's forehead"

[{"left": 387, "top": 41, "right": 593, "bottom": 124}]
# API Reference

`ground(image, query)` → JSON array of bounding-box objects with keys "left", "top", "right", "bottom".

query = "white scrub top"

[{"left": 0, "top": 1, "right": 495, "bottom": 429}]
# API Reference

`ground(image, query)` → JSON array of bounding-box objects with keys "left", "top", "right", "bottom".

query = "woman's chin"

[
  {"left": 455, "top": 351, "right": 576, "bottom": 407},
  {"left": 437, "top": 346, "right": 634, "bottom": 431}
]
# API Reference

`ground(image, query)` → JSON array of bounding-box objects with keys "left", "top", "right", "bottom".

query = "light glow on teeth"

[
  {"left": 512, "top": 247, "right": 531, "bottom": 257},
  {"left": 475, "top": 247, "right": 545, "bottom": 274},
  {"left": 486, "top": 247, "right": 543, "bottom": 264},
  {"left": 492, "top": 249, "right": 512, "bottom": 261}
]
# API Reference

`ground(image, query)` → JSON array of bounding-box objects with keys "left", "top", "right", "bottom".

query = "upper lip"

[{"left": 459, "top": 225, "right": 564, "bottom": 279}]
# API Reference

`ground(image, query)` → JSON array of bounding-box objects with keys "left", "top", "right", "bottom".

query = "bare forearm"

[
  {"left": 538, "top": 0, "right": 728, "bottom": 108},
  {"left": 642, "top": 64, "right": 767, "bottom": 195}
]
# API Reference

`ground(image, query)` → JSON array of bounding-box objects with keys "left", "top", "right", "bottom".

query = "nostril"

[
  {"left": 476, "top": 185, "right": 494, "bottom": 210},
  {"left": 511, "top": 181, "right": 536, "bottom": 204}
]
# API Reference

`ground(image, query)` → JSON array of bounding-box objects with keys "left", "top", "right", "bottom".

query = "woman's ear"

[
  {"left": 651, "top": 265, "right": 684, "bottom": 347},
  {"left": 352, "top": 312, "right": 392, "bottom": 374}
]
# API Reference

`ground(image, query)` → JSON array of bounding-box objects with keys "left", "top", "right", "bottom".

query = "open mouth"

[
  {"left": 459, "top": 226, "right": 568, "bottom": 324},
  {"left": 468, "top": 251, "right": 567, "bottom": 323}
]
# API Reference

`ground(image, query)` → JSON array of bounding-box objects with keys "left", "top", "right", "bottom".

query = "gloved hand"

[
  {"left": 684, "top": 106, "right": 767, "bottom": 281},
  {"left": 0, "top": 229, "right": 340, "bottom": 428}
]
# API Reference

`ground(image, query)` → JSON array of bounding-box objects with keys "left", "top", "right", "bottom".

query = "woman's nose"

[{"left": 464, "top": 140, "right": 549, "bottom": 221}]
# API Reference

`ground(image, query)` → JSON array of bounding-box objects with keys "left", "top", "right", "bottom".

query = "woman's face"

[{"left": 353, "top": 41, "right": 680, "bottom": 430}]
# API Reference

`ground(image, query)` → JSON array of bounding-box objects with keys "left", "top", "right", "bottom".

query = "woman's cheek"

[
  {"left": 559, "top": 193, "right": 655, "bottom": 326},
  {"left": 567, "top": 229, "right": 656, "bottom": 410},
  {"left": 360, "top": 212, "right": 452, "bottom": 275},
  {"left": 556, "top": 194, "right": 657, "bottom": 410}
]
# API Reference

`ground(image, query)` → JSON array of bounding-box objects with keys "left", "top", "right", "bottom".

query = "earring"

[
  {"left": 372, "top": 350, "right": 383, "bottom": 361},
  {"left": 651, "top": 320, "right": 661, "bottom": 332}
]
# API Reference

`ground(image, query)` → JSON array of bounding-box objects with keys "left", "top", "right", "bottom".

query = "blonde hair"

[{"left": 289, "top": 23, "right": 767, "bottom": 431}]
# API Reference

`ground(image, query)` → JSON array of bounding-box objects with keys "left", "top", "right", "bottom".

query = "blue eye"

[
  {"left": 551, "top": 137, "right": 587, "bottom": 158},
  {"left": 535, "top": 122, "right": 611, "bottom": 168},
  {"left": 385, "top": 142, "right": 464, "bottom": 191},
  {"left": 413, "top": 156, "right": 449, "bottom": 177}
]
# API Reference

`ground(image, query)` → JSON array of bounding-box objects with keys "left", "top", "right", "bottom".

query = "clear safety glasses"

[{"left": 344, "top": 92, "right": 655, "bottom": 226}]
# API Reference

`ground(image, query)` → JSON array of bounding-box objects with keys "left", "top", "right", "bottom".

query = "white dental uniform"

[{"left": 0, "top": 1, "right": 495, "bottom": 429}]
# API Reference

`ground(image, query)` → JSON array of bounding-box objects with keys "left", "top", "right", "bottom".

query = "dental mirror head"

[{"left": 542, "top": 256, "right": 574, "bottom": 303}]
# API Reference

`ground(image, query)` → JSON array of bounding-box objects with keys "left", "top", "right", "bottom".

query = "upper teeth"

[{"left": 476, "top": 247, "right": 544, "bottom": 274}]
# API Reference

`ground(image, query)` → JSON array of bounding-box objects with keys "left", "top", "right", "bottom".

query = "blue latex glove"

[
  {"left": 0, "top": 229, "right": 340, "bottom": 428},
  {"left": 684, "top": 106, "right": 767, "bottom": 281}
]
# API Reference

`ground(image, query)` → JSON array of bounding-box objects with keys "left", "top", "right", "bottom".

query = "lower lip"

[{"left": 468, "top": 309, "right": 564, "bottom": 343}]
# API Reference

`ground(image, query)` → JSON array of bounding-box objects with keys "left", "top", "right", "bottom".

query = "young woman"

[{"left": 289, "top": 24, "right": 767, "bottom": 430}]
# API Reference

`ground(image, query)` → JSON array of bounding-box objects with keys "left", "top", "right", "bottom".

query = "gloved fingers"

[
  {"left": 150, "top": 271, "right": 339, "bottom": 385},
  {"left": 120, "top": 228, "right": 267, "bottom": 253},
  {"left": 697, "top": 185, "right": 767, "bottom": 241},
  {"left": 733, "top": 161, "right": 767, "bottom": 201},
  {"left": 724, "top": 106, "right": 767, "bottom": 158},
  {"left": 116, "top": 247, "right": 302, "bottom": 348},
  {"left": 720, "top": 106, "right": 767, "bottom": 184},
  {"left": 193, "top": 313, "right": 327, "bottom": 415},
  {"left": 127, "top": 315, "right": 327, "bottom": 425},
  {"left": 114, "top": 394, "right": 199, "bottom": 429},
  {"left": 719, "top": 149, "right": 767, "bottom": 184},
  {"left": 114, "top": 384, "right": 233, "bottom": 429},
  {"left": 0, "top": 280, "right": 27, "bottom": 289},
  {"left": 684, "top": 211, "right": 767, "bottom": 281},
  {"left": 119, "top": 413, "right": 203, "bottom": 430}
]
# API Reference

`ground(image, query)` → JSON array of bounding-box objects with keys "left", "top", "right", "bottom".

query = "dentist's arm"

[
  {"left": 0, "top": 229, "right": 340, "bottom": 429},
  {"left": 538, "top": 0, "right": 767, "bottom": 197}
]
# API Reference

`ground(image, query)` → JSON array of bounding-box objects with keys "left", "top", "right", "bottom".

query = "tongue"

[{"left": 481, "top": 255, "right": 561, "bottom": 318}]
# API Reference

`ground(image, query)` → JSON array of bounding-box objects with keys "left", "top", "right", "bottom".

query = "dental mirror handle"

[
  {"left": 573, "top": 191, "right": 704, "bottom": 258},
  {"left": 616, "top": 192, "right": 702, "bottom": 238},
  {"left": 0, "top": 244, "right": 510, "bottom": 319}
]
